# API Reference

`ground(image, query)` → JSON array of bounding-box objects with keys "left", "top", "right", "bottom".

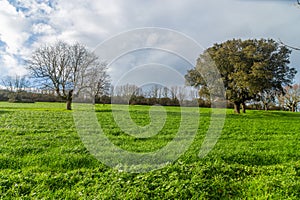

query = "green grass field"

[{"left": 0, "top": 102, "right": 300, "bottom": 199}]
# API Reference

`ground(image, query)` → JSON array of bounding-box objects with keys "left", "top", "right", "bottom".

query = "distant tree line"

[
  {"left": 0, "top": 74, "right": 63, "bottom": 103},
  {"left": 0, "top": 89, "right": 63, "bottom": 103},
  {"left": 2, "top": 77, "right": 299, "bottom": 111},
  {"left": 110, "top": 84, "right": 198, "bottom": 106}
]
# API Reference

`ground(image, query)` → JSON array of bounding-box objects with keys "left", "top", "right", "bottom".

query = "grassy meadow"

[{"left": 0, "top": 102, "right": 300, "bottom": 199}]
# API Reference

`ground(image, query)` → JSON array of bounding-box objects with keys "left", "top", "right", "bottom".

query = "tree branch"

[{"left": 278, "top": 39, "right": 300, "bottom": 51}]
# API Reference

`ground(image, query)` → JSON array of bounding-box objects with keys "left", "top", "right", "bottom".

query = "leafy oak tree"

[
  {"left": 27, "top": 41, "right": 109, "bottom": 110},
  {"left": 186, "top": 38, "right": 297, "bottom": 113}
]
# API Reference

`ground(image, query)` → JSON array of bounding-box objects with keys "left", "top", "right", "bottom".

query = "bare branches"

[
  {"left": 278, "top": 39, "right": 300, "bottom": 51},
  {"left": 278, "top": 84, "right": 300, "bottom": 112},
  {"left": 27, "top": 41, "right": 70, "bottom": 98},
  {"left": 275, "top": 0, "right": 300, "bottom": 50},
  {"left": 27, "top": 41, "right": 110, "bottom": 109},
  {"left": 1, "top": 75, "right": 30, "bottom": 92}
]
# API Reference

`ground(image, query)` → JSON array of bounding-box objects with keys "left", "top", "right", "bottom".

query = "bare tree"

[
  {"left": 2, "top": 76, "right": 15, "bottom": 92},
  {"left": 1, "top": 75, "right": 30, "bottom": 101},
  {"left": 278, "top": 84, "right": 300, "bottom": 112},
  {"left": 162, "top": 87, "right": 169, "bottom": 98},
  {"left": 188, "top": 87, "right": 199, "bottom": 100},
  {"left": 258, "top": 90, "right": 279, "bottom": 111},
  {"left": 27, "top": 41, "right": 109, "bottom": 110},
  {"left": 2, "top": 75, "right": 29, "bottom": 92},
  {"left": 170, "top": 86, "right": 178, "bottom": 101},
  {"left": 150, "top": 84, "right": 160, "bottom": 98},
  {"left": 83, "top": 62, "right": 110, "bottom": 103},
  {"left": 177, "top": 86, "right": 187, "bottom": 104},
  {"left": 114, "top": 84, "right": 139, "bottom": 97}
]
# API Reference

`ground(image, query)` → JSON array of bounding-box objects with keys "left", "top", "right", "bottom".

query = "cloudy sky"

[{"left": 0, "top": 0, "right": 300, "bottom": 84}]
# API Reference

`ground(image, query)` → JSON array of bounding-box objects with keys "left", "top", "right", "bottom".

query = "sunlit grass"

[{"left": 0, "top": 102, "right": 300, "bottom": 199}]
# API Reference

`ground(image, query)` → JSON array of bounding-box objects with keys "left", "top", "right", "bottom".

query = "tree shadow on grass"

[
  {"left": 221, "top": 152, "right": 283, "bottom": 166},
  {"left": 225, "top": 110, "right": 300, "bottom": 120},
  {"left": 95, "top": 109, "right": 112, "bottom": 113},
  {"left": 0, "top": 110, "right": 12, "bottom": 116},
  {"left": 268, "top": 111, "right": 300, "bottom": 118}
]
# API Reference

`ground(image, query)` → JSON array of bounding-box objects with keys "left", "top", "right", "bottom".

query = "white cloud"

[
  {"left": 35, "top": 0, "right": 124, "bottom": 47},
  {"left": 9, "top": 0, "right": 54, "bottom": 18},
  {"left": 0, "top": 54, "right": 27, "bottom": 76},
  {"left": 32, "top": 23, "right": 56, "bottom": 35},
  {"left": 0, "top": 1, "right": 30, "bottom": 55},
  {"left": 0, "top": 0, "right": 300, "bottom": 82}
]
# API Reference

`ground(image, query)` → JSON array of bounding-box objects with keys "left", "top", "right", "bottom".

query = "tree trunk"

[
  {"left": 66, "top": 100, "right": 72, "bottom": 110},
  {"left": 292, "top": 104, "right": 295, "bottom": 112},
  {"left": 264, "top": 103, "right": 268, "bottom": 111},
  {"left": 241, "top": 102, "right": 246, "bottom": 113},
  {"left": 234, "top": 102, "right": 240, "bottom": 114},
  {"left": 66, "top": 90, "right": 73, "bottom": 110}
]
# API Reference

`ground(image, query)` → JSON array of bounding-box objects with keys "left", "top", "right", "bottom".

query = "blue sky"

[{"left": 0, "top": 0, "right": 300, "bottom": 83}]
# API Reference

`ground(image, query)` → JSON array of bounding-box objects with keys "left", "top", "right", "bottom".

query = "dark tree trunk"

[
  {"left": 241, "top": 102, "right": 246, "bottom": 113},
  {"left": 292, "top": 104, "right": 295, "bottom": 112},
  {"left": 66, "top": 90, "right": 73, "bottom": 110},
  {"left": 234, "top": 102, "right": 240, "bottom": 114},
  {"left": 66, "top": 100, "right": 72, "bottom": 110},
  {"left": 264, "top": 103, "right": 268, "bottom": 111}
]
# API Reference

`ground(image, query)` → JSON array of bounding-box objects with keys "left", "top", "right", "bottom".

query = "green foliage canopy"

[{"left": 186, "top": 38, "right": 297, "bottom": 113}]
